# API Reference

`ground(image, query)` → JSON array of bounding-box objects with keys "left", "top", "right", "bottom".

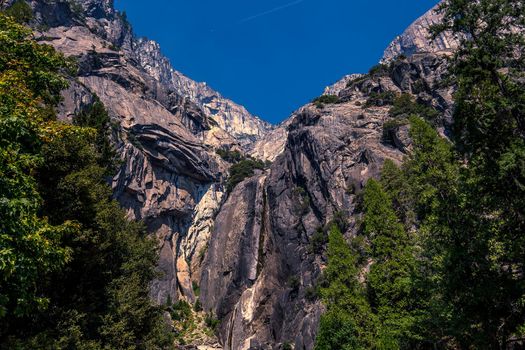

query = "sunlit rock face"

[
  {"left": 134, "top": 38, "right": 274, "bottom": 148},
  {"left": 22, "top": 0, "right": 260, "bottom": 309},
  {"left": 382, "top": 1, "right": 460, "bottom": 63}
]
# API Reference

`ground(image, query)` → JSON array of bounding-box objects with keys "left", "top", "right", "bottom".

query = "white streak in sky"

[{"left": 239, "top": 0, "right": 305, "bottom": 23}]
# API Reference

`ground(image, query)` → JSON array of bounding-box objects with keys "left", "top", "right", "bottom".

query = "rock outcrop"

[
  {"left": 201, "top": 49, "right": 454, "bottom": 348},
  {"left": 382, "top": 2, "right": 460, "bottom": 63},
  {"left": 135, "top": 38, "right": 273, "bottom": 147}
]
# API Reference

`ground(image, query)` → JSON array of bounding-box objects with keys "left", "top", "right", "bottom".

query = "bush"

[
  {"left": 382, "top": 118, "right": 409, "bottom": 145},
  {"left": 205, "top": 313, "right": 220, "bottom": 331},
  {"left": 389, "top": 93, "right": 439, "bottom": 122},
  {"left": 368, "top": 63, "right": 390, "bottom": 77},
  {"left": 170, "top": 300, "right": 192, "bottom": 322},
  {"left": 313, "top": 94, "right": 339, "bottom": 105},
  {"left": 346, "top": 75, "right": 368, "bottom": 88},
  {"left": 3, "top": 0, "right": 33, "bottom": 23},
  {"left": 194, "top": 299, "right": 203, "bottom": 312},
  {"left": 364, "top": 91, "right": 396, "bottom": 107},
  {"left": 216, "top": 148, "right": 243, "bottom": 163},
  {"left": 305, "top": 285, "right": 319, "bottom": 301},
  {"left": 192, "top": 281, "right": 200, "bottom": 296},
  {"left": 282, "top": 342, "right": 293, "bottom": 350},
  {"left": 309, "top": 227, "right": 327, "bottom": 254},
  {"left": 226, "top": 159, "right": 265, "bottom": 192}
]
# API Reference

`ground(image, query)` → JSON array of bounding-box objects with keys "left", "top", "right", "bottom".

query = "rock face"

[
  {"left": 19, "top": 0, "right": 269, "bottom": 309},
  {"left": 201, "top": 49, "right": 454, "bottom": 348},
  {"left": 382, "top": 1, "right": 460, "bottom": 63},
  {"left": 134, "top": 38, "right": 273, "bottom": 147},
  {"left": 13, "top": 0, "right": 461, "bottom": 348}
]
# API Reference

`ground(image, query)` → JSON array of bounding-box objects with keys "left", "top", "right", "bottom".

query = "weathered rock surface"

[
  {"left": 135, "top": 38, "right": 273, "bottom": 147},
  {"left": 382, "top": 1, "right": 460, "bottom": 63},
  {"left": 201, "top": 38, "right": 455, "bottom": 350},
  {"left": 20, "top": 0, "right": 256, "bottom": 310}
]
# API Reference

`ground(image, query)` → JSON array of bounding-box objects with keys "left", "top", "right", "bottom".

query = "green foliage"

[
  {"left": 315, "top": 226, "right": 376, "bottom": 350},
  {"left": 0, "top": 15, "right": 172, "bottom": 348},
  {"left": 204, "top": 313, "right": 220, "bottom": 331},
  {"left": 73, "top": 97, "right": 118, "bottom": 172},
  {"left": 364, "top": 179, "right": 420, "bottom": 348},
  {"left": 226, "top": 158, "right": 264, "bottom": 192},
  {"left": 369, "top": 64, "right": 390, "bottom": 77},
  {"left": 389, "top": 93, "right": 439, "bottom": 122},
  {"left": 308, "top": 227, "right": 327, "bottom": 254},
  {"left": 313, "top": 94, "right": 339, "bottom": 105},
  {"left": 216, "top": 148, "right": 243, "bottom": 163},
  {"left": 364, "top": 90, "right": 396, "bottom": 107},
  {"left": 194, "top": 299, "right": 203, "bottom": 312},
  {"left": 382, "top": 118, "right": 409, "bottom": 145},
  {"left": 170, "top": 300, "right": 192, "bottom": 322},
  {"left": 3, "top": 0, "right": 32, "bottom": 24},
  {"left": 0, "top": 13, "right": 71, "bottom": 320}
]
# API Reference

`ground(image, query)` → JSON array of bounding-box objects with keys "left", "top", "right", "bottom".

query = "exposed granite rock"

[
  {"left": 134, "top": 38, "right": 273, "bottom": 147},
  {"left": 202, "top": 51, "right": 455, "bottom": 350},
  {"left": 248, "top": 119, "right": 291, "bottom": 162},
  {"left": 382, "top": 2, "right": 460, "bottom": 63},
  {"left": 25, "top": 0, "right": 238, "bottom": 310},
  {"left": 323, "top": 74, "right": 363, "bottom": 96}
]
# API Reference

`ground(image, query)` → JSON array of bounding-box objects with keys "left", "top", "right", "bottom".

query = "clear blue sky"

[{"left": 114, "top": 0, "right": 439, "bottom": 124}]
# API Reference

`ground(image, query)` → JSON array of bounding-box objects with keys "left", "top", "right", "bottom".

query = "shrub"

[
  {"left": 170, "top": 300, "right": 192, "bottom": 322},
  {"left": 346, "top": 75, "right": 368, "bottom": 88},
  {"left": 364, "top": 91, "right": 396, "bottom": 107},
  {"left": 205, "top": 313, "right": 220, "bottom": 331},
  {"left": 368, "top": 63, "right": 390, "bottom": 77},
  {"left": 192, "top": 281, "right": 200, "bottom": 296},
  {"left": 216, "top": 148, "right": 243, "bottom": 163},
  {"left": 3, "top": 0, "right": 32, "bottom": 23},
  {"left": 313, "top": 94, "right": 339, "bottom": 104},
  {"left": 389, "top": 93, "right": 439, "bottom": 122},
  {"left": 305, "top": 285, "right": 319, "bottom": 301},
  {"left": 282, "top": 342, "right": 293, "bottom": 350},
  {"left": 382, "top": 118, "right": 409, "bottom": 145},
  {"left": 226, "top": 159, "right": 265, "bottom": 192},
  {"left": 194, "top": 299, "right": 203, "bottom": 312},
  {"left": 309, "top": 227, "right": 327, "bottom": 254}
]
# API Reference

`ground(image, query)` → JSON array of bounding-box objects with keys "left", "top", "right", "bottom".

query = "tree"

[
  {"left": 363, "top": 179, "right": 420, "bottom": 349},
  {"left": 0, "top": 13, "right": 173, "bottom": 348},
  {"left": 0, "top": 13, "right": 71, "bottom": 320},
  {"left": 315, "top": 225, "right": 376, "bottom": 350},
  {"left": 431, "top": 1, "right": 525, "bottom": 346}
]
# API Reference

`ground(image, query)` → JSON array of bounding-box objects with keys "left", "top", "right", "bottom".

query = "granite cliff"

[{"left": 7, "top": 0, "right": 460, "bottom": 348}]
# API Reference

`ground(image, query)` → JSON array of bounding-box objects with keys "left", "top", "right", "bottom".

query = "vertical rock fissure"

[{"left": 256, "top": 183, "right": 268, "bottom": 279}]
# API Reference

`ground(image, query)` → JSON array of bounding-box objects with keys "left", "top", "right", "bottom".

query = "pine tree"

[{"left": 315, "top": 225, "right": 376, "bottom": 350}]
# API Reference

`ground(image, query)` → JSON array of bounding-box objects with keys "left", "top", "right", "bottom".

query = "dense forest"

[
  {"left": 316, "top": 0, "right": 525, "bottom": 349},
  {"left": 0, "top": 10, "right": 173, "bottom": 349}
]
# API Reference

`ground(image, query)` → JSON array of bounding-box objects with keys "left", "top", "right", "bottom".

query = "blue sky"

[{"left": 115, "top": 0, "right": 439, "bottom": 124}]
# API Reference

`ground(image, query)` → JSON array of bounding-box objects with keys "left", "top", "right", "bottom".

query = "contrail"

[{"left": 239, "top": 0, "right": 305, "bottom": 23}]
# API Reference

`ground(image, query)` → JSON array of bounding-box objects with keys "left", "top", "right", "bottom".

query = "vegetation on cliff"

[{"left": 316, "top": 0, "right": 525, "bottom": 348}]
